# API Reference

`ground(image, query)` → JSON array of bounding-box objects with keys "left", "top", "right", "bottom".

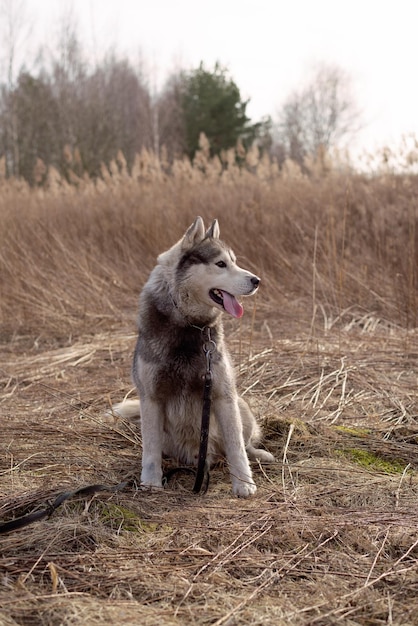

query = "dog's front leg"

[
  {"left": 214, "top": 397, "right": 257, "bottom": 497},
  {"left": 139, "top": 397, "right": 164, "bottom": 488}
]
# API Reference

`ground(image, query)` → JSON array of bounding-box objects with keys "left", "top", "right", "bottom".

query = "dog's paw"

[
  {"left": 255, "top": 450, "right": 275, "bottom": 463},
  {"left": 140, "top": 476, "right": 163, "bottom": 488},
  {"left": 141, "top": 463, "right": 163, "bottom": 489},
  {"left": 232, "top": 480, "right": 257, "bottom": 498},
  {"left": 246, "top": 445, "right": 275, "bottom": 464},
  {"left": 140, "top": 482, "right": 164, "bottom": 492}
]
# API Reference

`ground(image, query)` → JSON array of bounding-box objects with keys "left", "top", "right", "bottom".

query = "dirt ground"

[{"left": 1, "top": 311, "right": 417, "bottom": 626}]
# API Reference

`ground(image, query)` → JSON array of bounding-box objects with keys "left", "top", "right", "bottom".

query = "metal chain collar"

[{"left": 202, "top": 325, "right": 216, "bottom": 380}]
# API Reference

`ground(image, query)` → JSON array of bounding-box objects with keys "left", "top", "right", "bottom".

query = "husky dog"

[{"left": 113, "top": 216, "right": 274, "bottom": 497}]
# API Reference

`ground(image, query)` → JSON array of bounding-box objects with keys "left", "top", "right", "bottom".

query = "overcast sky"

[{"left": 7, "top": 0, "right": 418, "bottom": 155}]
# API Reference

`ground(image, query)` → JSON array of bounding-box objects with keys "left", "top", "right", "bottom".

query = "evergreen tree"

[{"left": 181, "top": 63, "right": 259, "bottom": 159}]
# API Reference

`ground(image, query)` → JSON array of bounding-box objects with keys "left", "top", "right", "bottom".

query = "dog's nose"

[{"left": 251, "top": 276, "right": 260, "bottom": 288}]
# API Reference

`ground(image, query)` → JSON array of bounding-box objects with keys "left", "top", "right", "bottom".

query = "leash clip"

[{"left": 202, "top": 326, "right": 216, "bottom": 376}]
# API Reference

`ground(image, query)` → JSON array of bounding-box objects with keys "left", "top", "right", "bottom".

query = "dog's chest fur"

[{"left": 134, "top": 289, "right": 223, "bottom": 399}]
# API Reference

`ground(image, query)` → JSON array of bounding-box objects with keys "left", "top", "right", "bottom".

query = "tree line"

[{"left": 0, "top": 27, "right": 360, "bottom": 184}]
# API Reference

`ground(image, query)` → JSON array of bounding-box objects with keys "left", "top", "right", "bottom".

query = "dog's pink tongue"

[{"left": 222, "top": 291, "right": 244, "bottom": 318}]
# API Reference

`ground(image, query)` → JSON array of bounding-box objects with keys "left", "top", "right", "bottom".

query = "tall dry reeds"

[{"left": 0, "top": 146, "right": 416, "bottom": 342}]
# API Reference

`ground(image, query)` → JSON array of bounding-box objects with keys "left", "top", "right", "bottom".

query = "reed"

[{"left": 0, "top": 145, "right": 416, "bottom": 342}]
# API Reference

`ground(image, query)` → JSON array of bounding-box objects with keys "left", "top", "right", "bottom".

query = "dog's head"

[{"left": 170, "top": 216, "right": 260, "bottom": 319}]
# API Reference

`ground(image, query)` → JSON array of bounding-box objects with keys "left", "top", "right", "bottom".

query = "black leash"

[
  {"left": 0, "top": 479, "right": 134, "bottom": 535},
  {"left": 149, "top": 324, "right": 215, "bottom": 493},
  {"left": 193, "top": 325, "right": 214, "bottom": 493}
]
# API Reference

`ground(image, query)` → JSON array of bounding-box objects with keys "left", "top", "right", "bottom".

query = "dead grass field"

[{"left": 1, "top": 153, "right": 417, "bottom": 625}]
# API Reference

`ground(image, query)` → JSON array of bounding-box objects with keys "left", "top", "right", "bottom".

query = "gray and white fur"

[{"left": 113, "top": 216, "right": 274, "bottom": 497}]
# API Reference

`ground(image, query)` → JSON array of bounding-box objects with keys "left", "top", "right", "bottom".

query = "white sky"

[{"left": 7, "top": 0, "right": 418, "bottom": 155}]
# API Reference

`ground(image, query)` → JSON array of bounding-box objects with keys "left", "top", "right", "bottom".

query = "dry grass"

[{"left": 1, "top": 151, "right": 417, "bottom": 625}]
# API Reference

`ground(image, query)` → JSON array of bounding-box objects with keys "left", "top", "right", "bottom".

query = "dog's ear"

[
  {"left": 205, "top": 219, "right": 220, "bottom": 239},
  {"left": 182, "top": 216, "right": 205, "bottom": 250},
  {"left": 158, "top": 217, "right": 205, "bottom": 265}
]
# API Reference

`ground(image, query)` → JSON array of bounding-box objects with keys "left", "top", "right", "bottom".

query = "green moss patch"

[
  {"left": 100, "top": 503, "right": 159, "bottom": 533},
  {"left": 334, "top": 425, "right": 371, "bottom": 437},
  {"left": 337, "top": 448, "right": 408, "bottom": 474}
]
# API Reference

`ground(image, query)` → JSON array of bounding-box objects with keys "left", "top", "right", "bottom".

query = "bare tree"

[
  {"left": 1, "top": 0, "right": 31, "bottom": 87},
  {"left": 157, "top": 71, "right": 187, "bottom": 160},
  {"left": 0, "top": 0, "right": 31, "bottom": 176},
  {"left": 77, "top": 56, "right": 153, "bottom": 176},
  {"left": 276, "top": 63, "right": 361, "bottom": 168}
]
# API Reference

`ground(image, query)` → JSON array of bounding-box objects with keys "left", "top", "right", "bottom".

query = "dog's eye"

[{"left": 215, "top": 260, "right": 227, "bottom": 268}]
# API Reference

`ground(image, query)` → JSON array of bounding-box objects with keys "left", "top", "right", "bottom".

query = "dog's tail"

[{"left": 110, "top": 399, "right": 141, "bottom": 420}]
